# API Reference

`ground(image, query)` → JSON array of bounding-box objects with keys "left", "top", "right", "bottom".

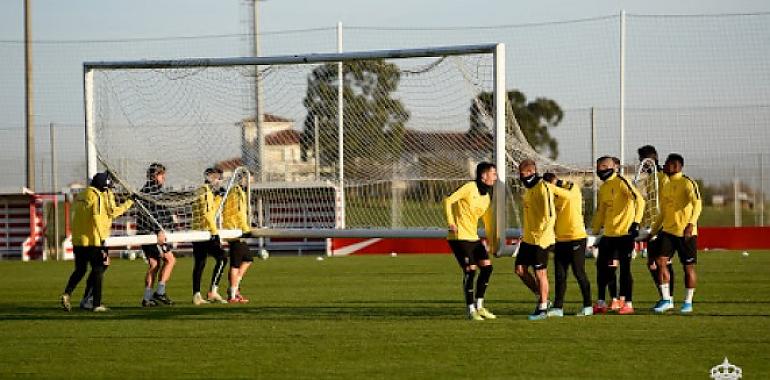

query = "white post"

[
  {"left": 254, "top": 0, "right": 265, "bottom": 182},
  {"left": 50, "top": 122, "right": 59, "bottom": 259},
  {"left": 591, "top": 107, "right": 598, "bottom": 210},
  {"left": 759, "top": 153, "right": 765, "bottom": 226},
  {"left": 337, "top": 21, "right": 345, "bottom": 228},
  {"left": 734, "top": 168, "right": 741, "bottom": 227},
  {"left": 493, "top": 43, "right": 506, "bottom": 254},
  {"left": 83, "top": 69, "right": 97, "bottom": 181},
  {"left": 314, "top": 115, "right": 320, "bottom": 180},
  {"left": 619, "top": 10, "right": 626, "bottom": 174}
]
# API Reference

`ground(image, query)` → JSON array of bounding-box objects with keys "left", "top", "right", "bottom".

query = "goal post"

[{"left": 83, "top": 43, "right": 512, "bottom": 252}]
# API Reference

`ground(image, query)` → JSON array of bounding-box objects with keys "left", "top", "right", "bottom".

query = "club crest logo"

[{"left": 710, "top": 358, "right": 742, "bottom": 380}]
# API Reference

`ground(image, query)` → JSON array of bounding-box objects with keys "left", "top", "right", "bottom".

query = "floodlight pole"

[
  {"left": 337, "top": 21, "right": 346, "bottom": 229},
  {"left": 493, "top": 43, "right": 506, "bottom": 254}
]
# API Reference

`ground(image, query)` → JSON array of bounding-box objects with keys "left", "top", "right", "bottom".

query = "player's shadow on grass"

[
  {"left": 0, "top": 304, "right": 467, "bottom": 321},
  {"left": 2, "top": 301, "right": 768, "bottom": 321}
]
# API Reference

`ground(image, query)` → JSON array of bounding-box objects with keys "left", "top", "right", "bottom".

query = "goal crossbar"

[{"left": 83, "top": 43, "right": 501, "bottom": 70}]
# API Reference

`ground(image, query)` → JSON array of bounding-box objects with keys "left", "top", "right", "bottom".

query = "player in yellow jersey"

[
  {"left": 542, "top": 173, "right": 592, "bottom": 317},
  {"left": 591, "top": 156, "right": 645, "bottom": 315},
  {"left": 637, "top": 145, "right": 676, "bottom": 303},
  {"left": 191, "top": 167, "right": 228, "bottom": 305},
  {"left": 515, "top": 159, "right": 556, "bottom": 321},
  {"left": 60, "top": 172, "right": 133, "bottom": 312},
  {"left": 650, "top": 154, "right": 702, "bottom": 314},
  {"left": 222, "top": 173, "right": 253, "bottom": 303},
  {"left": 79, "top": 176, "right": 135, "bottom": 310},
  {"left": 444, "top": 162, "right": 498, "bottom": 321}
]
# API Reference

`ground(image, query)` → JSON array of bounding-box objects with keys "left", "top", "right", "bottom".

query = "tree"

[
  {"left": 301, "top": 60, "right": 409, "bottom": 177},
  {"left": 469, "top": 90, "right": 563, "bottom": 159}
]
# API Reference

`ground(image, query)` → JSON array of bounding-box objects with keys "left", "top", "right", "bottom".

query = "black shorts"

[
  {"left": 658, "top": 231, "right": 698, "bottom": 265},
  {"left": 554, "top": 238, "right": 587, "bottom": 258},
  {"left": 646, "top": 237, "right": 662, "bottom": 258},
  {"left": 141, "top": 244, "right": 171, "bottom": 260},
  {"left": 515, "top": 242, "right": 552, "bottom": 270},
  {"left": 229, "top": 240, "right": 253, "bottom": 268},
  {"left": 597, "top": 235, "right": 634, "bottom": 265},
  {"left": 448, "top": 240, "right": 489, "bottom": 268},
  {"left": 192, "top": 240, "right": 226, "bottom": 259}
]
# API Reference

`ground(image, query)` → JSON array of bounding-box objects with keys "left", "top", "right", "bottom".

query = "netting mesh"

[{"left": 633, "top": 158, "right": 660, "bottom": 229}]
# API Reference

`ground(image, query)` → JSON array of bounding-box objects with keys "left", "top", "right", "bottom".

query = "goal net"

[{"left": 85, "top": 44, "right": 524, "bottom": 250}]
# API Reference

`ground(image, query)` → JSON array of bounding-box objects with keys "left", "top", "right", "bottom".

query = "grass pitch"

[{"left": 0, "top": 250, "right": 768, "bottom": 379}]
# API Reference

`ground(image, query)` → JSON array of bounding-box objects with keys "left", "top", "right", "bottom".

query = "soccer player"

[
  {"left": 60, "top": 172, "right": 133, "bottom": 312},
  {"left": 542, "top": 172, "right": 592, "bottom": 317},
  {"left": 637, "top": 145, "right": 675, "bottom": 302},
  {"left": 651, "top": 154, "right": 702, "bottom": 314},
  {"left": 591, "top": 156, "right": 644, "bottom": 315},
  {"left": 515, "top": 159, "right": 556, "bottom": 321},
  {"left": 79, "top": 176, "right": 132, "bottom": 310},
  {"left": 444, "top": 162, "right": 498, "bottom": 321},
  {"left": 222, "top": 173, "right": 253, "bottom": 303},
  {"left": 136, "top": 163, "right": 177, "bottom": 307},
  {"left": 191, "top": 167, "right": 228, "bottom": 305}
]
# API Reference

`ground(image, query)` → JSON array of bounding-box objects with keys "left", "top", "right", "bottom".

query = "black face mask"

[
  {"left": 519, "top": 173, "right": 540, "bottom": 188},
  {"left": 596, "top": 168, "right": 614, "bottom": 181},
  {"left": 475, "top": 179, "right": 492, "bottom": 196}
]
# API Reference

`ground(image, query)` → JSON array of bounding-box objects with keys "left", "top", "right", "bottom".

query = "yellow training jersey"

[
  {"left": 652, "top": 172, "right": 702, "bottom": 237},
  {"left": 222, "top": 185, "right": 251, "bottom": 233},
  {"left": 522, "top": 180, "right": 556, "bottom": 248},
  {"left": 591, "top": 172, "right": 645, "bottom": 237},
  {"left": 550, "top": 180, "right": 588, "bottom": 242},
  {"left": 192, "top": 184, "right": 220, "bottom": 235},
  {"left": 71, "top": 187, "right": 133, "bottom": 247},
  {"left": 444, "top": 182, "right": 495, "bottom": 246}
]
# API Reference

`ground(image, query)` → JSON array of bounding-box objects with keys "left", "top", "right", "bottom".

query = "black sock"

[
  {"left": 475, "top": 265, "right": 493, "bottom": 301},
  {"left": 649, "top": 265, "right": 660, "bottom": 296},
  {"left": 463, "top": 270, "right": 476, "bottom": 306},
  {"left": 607, "top": 267, "right": 618, "bottom": 299},
  {"left": 596, "top": 263, "right": 606, "bottom": 301}
]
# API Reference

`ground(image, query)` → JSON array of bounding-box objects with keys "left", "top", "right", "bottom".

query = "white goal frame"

[{"left": 83, "top": 43, "right": 511, "bottom": 252}]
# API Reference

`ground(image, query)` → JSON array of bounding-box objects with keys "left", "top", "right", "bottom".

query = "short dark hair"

[
  {"left": 596, "top": 156, "right": 614, "bottom": 165},
  {"left": 611, "top": 156, "right": 621, "bottom": 166},
  {"left": 204, "top": 167, "right": 223, "bottom": 177},
  {"left": 637, "top": 145, "right": 658, "bottom": 160},
  {"left": 146, "top": 163, "right": 166, "bottom": 179},
  {"left": 475, "top": 162, "right": 496, "bottom": 180},
  {"left": 666, "top": 153, "right": 684, "bottom": 166},
  {"left": 542, "top": 172, "right": 557, "bottom": 183},
  {"left": 519, "top": 158, "right": 537, "bottom": 171}
]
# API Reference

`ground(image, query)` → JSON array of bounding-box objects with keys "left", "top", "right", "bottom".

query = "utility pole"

[{"left": 25, "top": 0, "right": 35, "bottom": 191}]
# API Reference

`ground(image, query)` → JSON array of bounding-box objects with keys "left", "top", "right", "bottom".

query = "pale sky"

[
  {"left": 2, "top": 0, "right": 769, "bottom": 40},
  {"left": 0, "top": 0, "right": 769, "bottom": 191}
]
